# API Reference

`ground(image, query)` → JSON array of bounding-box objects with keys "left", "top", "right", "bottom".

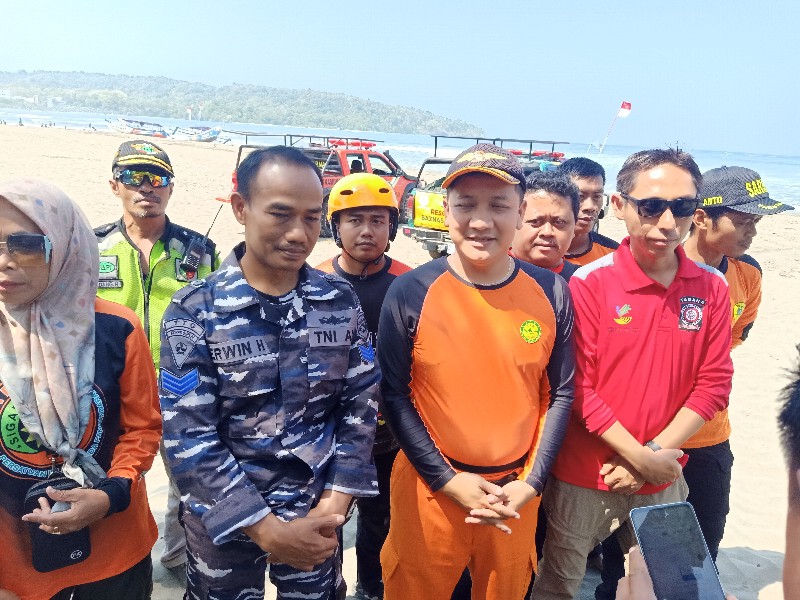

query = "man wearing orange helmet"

[{"left": 316, "top": 173, "right": 411, "bottom": 600}]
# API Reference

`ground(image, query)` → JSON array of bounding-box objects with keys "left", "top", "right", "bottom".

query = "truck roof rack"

[
  {"left": 431, "top": 135, "right": 569, "bottom": 157},
  {"left": 221, "top": 131, "right": 383, "bottom": 148}
]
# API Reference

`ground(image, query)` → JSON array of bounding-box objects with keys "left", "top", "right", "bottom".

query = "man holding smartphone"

[{"left": 532, "top": 149, "right": 733, "bottom": 600}]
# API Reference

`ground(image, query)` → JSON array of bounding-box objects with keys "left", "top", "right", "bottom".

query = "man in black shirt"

[{"left": 316, "top": 173, "right": 411, "bottom": 600}]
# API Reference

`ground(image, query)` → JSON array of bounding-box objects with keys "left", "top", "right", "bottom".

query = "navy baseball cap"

[{"left": 699, "top": 166, "right": 793, "bottom": 215}]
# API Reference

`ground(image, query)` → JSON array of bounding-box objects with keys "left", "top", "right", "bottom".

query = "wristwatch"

[{"left": 644, "top": 440, "right": 662, "bottom": 452}]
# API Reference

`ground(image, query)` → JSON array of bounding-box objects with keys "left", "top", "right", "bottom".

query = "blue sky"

[{"left": 2, "top": 0, "right": 798, "bottom": 155}]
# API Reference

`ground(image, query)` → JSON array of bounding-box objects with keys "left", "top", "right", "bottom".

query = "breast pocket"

[
  {"left": 217, "top": 346, "right": 282, "bottom": 440},
  {"left": 305, "top": 337, "right": 351, "bottom": 423}
]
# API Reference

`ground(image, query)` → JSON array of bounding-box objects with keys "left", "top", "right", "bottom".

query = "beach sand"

[{"left": 0, "top": 125, "right": 794, "bottom": 599}]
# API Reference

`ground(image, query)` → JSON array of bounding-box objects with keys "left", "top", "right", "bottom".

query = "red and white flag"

[{"left": 617, "top": 101, "right": 632, "bottom": 118}]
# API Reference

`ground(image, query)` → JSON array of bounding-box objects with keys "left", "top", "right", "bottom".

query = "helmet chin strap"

[{"left": 341, "top": 246, "right": 386, "bottom": 279}]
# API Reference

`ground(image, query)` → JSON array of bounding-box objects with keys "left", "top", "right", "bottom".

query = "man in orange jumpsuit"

[{"left": 378, "top": 144, "right": 575, "bottom": 599}]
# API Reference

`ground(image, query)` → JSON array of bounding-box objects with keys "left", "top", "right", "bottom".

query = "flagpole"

[{"left": 598, "top": 113, "right": 619, "bottom": 154}]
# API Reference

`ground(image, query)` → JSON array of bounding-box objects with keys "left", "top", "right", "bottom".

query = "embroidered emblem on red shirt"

[{"left": 679, "top": 296, "right": 706, "bottom": 331}]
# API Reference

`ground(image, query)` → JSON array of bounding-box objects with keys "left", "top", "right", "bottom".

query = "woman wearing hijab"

[{"left": 0, "top": 179, "right": 161, "bottom": 600}]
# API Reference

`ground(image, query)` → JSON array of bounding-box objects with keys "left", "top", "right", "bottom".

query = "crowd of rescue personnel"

[{"left": 0, "top": 138, "right": 798, "bottom": 600}]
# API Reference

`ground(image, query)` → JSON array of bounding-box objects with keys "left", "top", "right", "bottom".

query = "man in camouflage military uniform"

[{"left": 159, "top": 146, "right": 379, "bottom": 600}]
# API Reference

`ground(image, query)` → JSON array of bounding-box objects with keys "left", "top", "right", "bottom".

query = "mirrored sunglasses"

[
  {"left": 116, "top": 169, "right": 172, "bottom": 188},
  {"left": 620, "top": 193, "right": 699, "bottom": 219},
  {"left": 0, "top": 233, "right": 53, "bottom": 266}
]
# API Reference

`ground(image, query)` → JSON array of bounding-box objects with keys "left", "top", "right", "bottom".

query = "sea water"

[{"left": 3, "top": 108, "right": 798, "bottom": 209}]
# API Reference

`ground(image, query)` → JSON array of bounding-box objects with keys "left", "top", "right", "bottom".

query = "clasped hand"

[
  {"left": 440, "top": 472, "right": 538, "bottom": 534},
  {"left": 244, "top": 490, "right": 351, "bottom": 572}
]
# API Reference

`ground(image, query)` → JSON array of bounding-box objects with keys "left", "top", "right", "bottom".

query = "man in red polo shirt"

[{"left": 532, "top": 148, "right": 733, "bottom": 599}]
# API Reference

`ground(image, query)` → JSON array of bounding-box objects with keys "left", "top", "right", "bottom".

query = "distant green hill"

[{"left": 0, "top": 70, "right": 483, "bottom": 136}]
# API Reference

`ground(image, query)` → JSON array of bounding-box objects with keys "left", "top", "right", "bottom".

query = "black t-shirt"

[
  {"left": 320, "top": 255, "right": 412, "bottom": 454},
  {"left": 328, "top": 256, "right": 409, "bottom": 348}
]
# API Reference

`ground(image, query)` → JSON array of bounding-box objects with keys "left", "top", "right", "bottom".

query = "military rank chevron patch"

[
  {"left": 358, "top": 343, "right": 375, "bottom": 363},
  {"left": 160, "top": 368, "right": 200, "bottom": 397}
]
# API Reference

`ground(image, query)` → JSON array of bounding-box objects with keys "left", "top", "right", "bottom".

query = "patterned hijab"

[{"left": 0, "top": 179, "right": 103, "bottom": 485}]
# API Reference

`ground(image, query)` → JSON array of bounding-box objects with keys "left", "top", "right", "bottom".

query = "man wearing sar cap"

[
  {"left": 681, "top": 166, "right": 793, "bottom": 564},
  {"left": 95, "top": 140, "right": 220, "bottom": 578},
  {"left": 378, "top": 143, "right": 575, "bottom": 599}
]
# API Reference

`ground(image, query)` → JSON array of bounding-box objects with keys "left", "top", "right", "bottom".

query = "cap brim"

[
  {"left": 113, "top": 159, "right": 174, "bottom": 177},
  {"left": 442, "top": 166, "right": 520, "bottom": 189},
  {"left": 730, "top": 199, "right": 794, "bottom": 215}
]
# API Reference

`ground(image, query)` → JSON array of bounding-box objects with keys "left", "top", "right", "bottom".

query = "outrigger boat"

[
  {"left": 106, "top": 117, "right": 170, "bottom": 138},
  {"left": 172, "top": 126, "right": 221, "bottom": 143}
]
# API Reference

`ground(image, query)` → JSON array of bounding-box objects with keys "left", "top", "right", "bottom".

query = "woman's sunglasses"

[
  {"left": 115, "top": 169, "right": 172, "bottom": 188},
  {"left": 619, "top": 193, "right": 700, "bottom": 219},
  {"left": 0, "top": 233, "right": 52, "bottom": 266}
]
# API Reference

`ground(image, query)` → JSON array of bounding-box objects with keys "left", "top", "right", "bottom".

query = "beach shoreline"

[{"left": 0, "top": 125, "right": 793, "bottom": 599}]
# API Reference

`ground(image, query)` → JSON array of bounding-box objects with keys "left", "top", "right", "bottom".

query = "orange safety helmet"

[{"left": 327, "top": 173, "right": 400, "bottom": 246}]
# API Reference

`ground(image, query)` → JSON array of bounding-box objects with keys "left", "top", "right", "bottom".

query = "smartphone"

[{"left": 629, "top": 502, "right": 725, "bottom": 600}]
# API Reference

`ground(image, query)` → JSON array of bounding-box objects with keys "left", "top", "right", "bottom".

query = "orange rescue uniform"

[
  {"left": 377, "top": 258, "right": 575, "bottom": 600},
  {"left": 0, "top": 299, "right": 160, "bottom": 599},
  {"left": 684, "top": 254, "right": 761, "bottom": 448},
  {"left": 565, "top": 230, "right": 619, "bottom": 267}
]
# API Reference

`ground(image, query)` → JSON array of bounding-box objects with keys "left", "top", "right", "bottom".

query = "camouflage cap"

[
  {"left": 442, "top": 143, "right": 526, "bottom": 191},
  {"left": 699, "top": 166, "right": 792, "bottom": 215},
  {"left": 112, "top": 140, "right": 174, "bottom": 177}
]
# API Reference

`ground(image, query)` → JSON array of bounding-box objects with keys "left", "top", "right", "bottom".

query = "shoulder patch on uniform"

[
  {"left": 163, "top": 318, "right": 204, "bottom": 368},
  {"left": 160, "top": 368, "right": 200, "bottom": 397}
]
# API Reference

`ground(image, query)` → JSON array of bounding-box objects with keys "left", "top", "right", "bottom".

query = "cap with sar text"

[
  {"left": 442, "top": 143, "right": 526, "bottom": 191},
  {"left": 699, "top": 166, "right": 792, "bottom": 215},
  {"left": 112, "top": 140, "right": 174, "bottom": 177}
]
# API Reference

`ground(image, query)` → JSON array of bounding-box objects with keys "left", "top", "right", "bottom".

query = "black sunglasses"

[
  {"left": 0, "top": 233, "right": 53, "bottom": 266},
  {"left": 619, "top": 193, "right": 700, "bottom": 219}
]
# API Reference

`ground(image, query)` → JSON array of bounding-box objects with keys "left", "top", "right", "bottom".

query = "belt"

[{"left": 444, "top": 453, "right": 528, "bottom": 475}]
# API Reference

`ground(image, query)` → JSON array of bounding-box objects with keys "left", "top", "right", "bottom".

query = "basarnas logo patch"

[
  {"left": 679, "top": 296, "right": 706, "bottom": 331},
  {"left": 163, "top": 318, "right": 204, "bottom": 369},
  {"left": 732, "top": 302, "right": 746, "bottom": 324},
  {"left": 520, "top": 320, "right": 542, "bottom": 343},
  {"left": 614, "top": 304, "right": 632, "bottom": 325}
]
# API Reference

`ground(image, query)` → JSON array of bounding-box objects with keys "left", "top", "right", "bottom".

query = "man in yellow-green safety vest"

[{"left": 95, "top": 139, "right": 220, "bottom": 578}]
